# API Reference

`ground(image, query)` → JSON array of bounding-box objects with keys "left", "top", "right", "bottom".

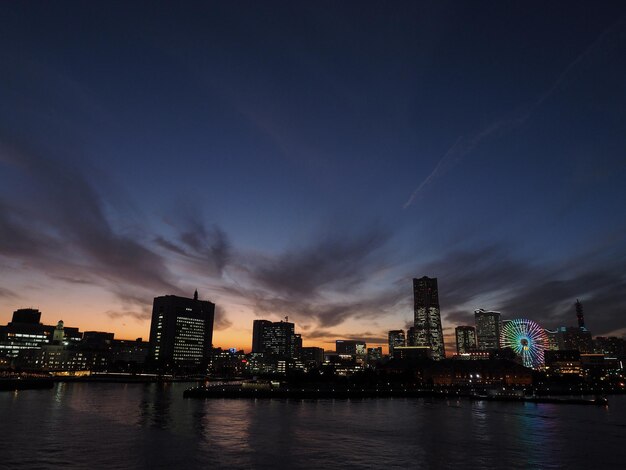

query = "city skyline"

[
  {"left": 1, "top": 2, "right": 626, "bottom": 352},
  {"left": 0, "top": 284, "right": 617, "bottom": 354}
]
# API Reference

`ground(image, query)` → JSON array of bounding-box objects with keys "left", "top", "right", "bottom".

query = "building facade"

[
  {"left": 455, "top": 326, "right": 477, "bottom": 354},
  {"left": 388, "top": 330, "right": 406, "bottom": 355},
  {"left": 474, "top": 309, "right": 501, "bottom": 351},
  {"left": 0, "top": 309, "right": 81, "bottom": 358},
  {"left": 252, "top": 320, "right": 297, "bottom": 359},
  {"left": 148, "top": 291, "right": 215, "bottom": 367},
  {"left": 413, "top": 277, "right": 445, "bottom": 360}
]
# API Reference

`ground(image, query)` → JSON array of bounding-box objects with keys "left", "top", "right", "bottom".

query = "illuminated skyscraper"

[
  {"left": 455, "top": 326, "right": 477, "bottom": 354},
  {"left": 413, "top": 277, "right": 445, "bottom": 360},
  {"left": 388, "top": 329, "right": 406, "bottom": 355},
  {"left": 148, "top": 290, "right": 215, "bottom": 366},
  {"left": 252, "top": 320, "right": 297, "bottom": 358},
  {"left": 474, "top": 309, "right": 501, "bottom": 351}
]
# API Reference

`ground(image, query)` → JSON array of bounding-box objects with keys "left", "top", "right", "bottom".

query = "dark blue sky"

[{"left": 1, "top": 1, "right": 625, "bottom": 349}]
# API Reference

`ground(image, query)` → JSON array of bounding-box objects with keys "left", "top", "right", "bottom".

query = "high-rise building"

[
  {"left": 252, "top": 320, "right": 273, "bottom": 353},
  {"left": 474, "top": 309, "right": 501, "bottom": 351},
  {"left": 594, "top": 336, "right": 626, "bottom": 359},
  {"left": 413, "top": 277, "right": 445, "bottom": 360},
  {"left": 407, "top": 326, "right": 417, "bottom": 346},
  {"left": 367, "top": 347, "right": 383, "bottom": 363},
  {"left": 455, "top": 326, "right": 477, "bottom": 354},
  {"left": 252, "top": 320, "right": 297, "bottom": 358},
  {"left": 556, "top": 326, "right": 593, "bottom": 353},
  {"left": 388, "top": 330, "right": 406, "bottom": 355},
  {"left": 300, "top": 346, "right": 325, "bottom": 366},
  {"left": 575, "top": 299, "right": 585, "bottom": 328},
  {"left": 544, "top": 329, "right": 559, "bottom": 351},
  {"left": 148, "top": 291, "right": 215, "bottom": 366}
]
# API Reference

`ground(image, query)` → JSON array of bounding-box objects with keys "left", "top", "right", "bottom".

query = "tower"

[
  {"left": 413, "top": 277, "right": 445, "bottom": 360},
  {"left": 575, "top": 299, "right": 585, "bottom": 328},
  {"left": 52, "top": 320, "right": 64, "bottom": 344}
]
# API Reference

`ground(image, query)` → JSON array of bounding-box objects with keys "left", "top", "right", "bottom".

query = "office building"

[
  {"left": 148, "top": 291, "right": 215, "bottom": 366},
  {"left": 252, "top": 320, "right": 273, "bottom": 353},
  {"left": 0, "top": 309, "right": 81, "bottom": 358},
  {"left": 556, "top": 326, "right": 593, "bottom": 353},
  {"left": 392, "top": 346, "right": 432, "bottom": 360},
  {"left": 413, "top": 277, "right": 445, "bottom": 360},
  {"left": 300, "top": 347, "right": 325, "bottom": 366},
  {"left": 474, "top": 309, "right": 501, "bottom": 351},
  {"left": 594, "top": 336, "right": 626, "bottom": 360},
  {"left": 544, "top": 329, "right": 559, "bottom": 351},
  {"left": 575, "top": 299, "right": 585, "bottom": 328},
  {"left": 367, "top": 347, "right": 383, "bottom": 363},
  {"left": 252, "top": 320, "right": 297, "bottom": 358},
  {"left": 388, "top": 330, "right": 406, "bottom": 355},
  {"left": 455, "top": 326, "right": 477, "bottom": 354},
  {"left": 407, "top": 326, "right": 417, "bottom": 346}
]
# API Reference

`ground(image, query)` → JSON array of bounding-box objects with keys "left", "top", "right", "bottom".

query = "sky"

[{"left": 1, "top": 1, "right": 625, "bottom": 353}]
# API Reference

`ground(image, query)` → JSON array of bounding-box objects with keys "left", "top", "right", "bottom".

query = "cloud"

[
  {"left": 0, "top": 286, "right": 19, "bottom": 300},
  {"left": 416, "top": 242, "right": 626, "bottom": 337},
  {"left": 156, "top": 216, "right": 232, "bottom": 278},
  {"left": 243, "top": 226, "right": 392, "bottom": 298},
  {"left": 106, "top": 309, "right": 151, "bottom": 322},
  {"left": 0, "top": 139, "right": 180, "bottom": 304},
  {"left": 213, "top": 305, "right": 233, "bottom": 331},
  {"left": 403, "top": 121, "right": 510, "bottom": 208}
]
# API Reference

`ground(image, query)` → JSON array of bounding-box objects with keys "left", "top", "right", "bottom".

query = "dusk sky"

[{"left": 1, "top": 1, "right": 625, "bottom": 352}]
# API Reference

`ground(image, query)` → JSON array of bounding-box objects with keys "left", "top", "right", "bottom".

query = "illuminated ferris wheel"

[{"left": 500, "top": 319, "right": 547, "bottom": 369}]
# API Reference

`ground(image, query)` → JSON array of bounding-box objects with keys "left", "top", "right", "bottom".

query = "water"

[{"left": 1, "top": 383, "right": 625, "bottom": 469}]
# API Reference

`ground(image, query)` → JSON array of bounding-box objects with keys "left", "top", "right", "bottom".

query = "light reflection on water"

[{"left": 1, "top": 383, "right": 625, "bottom": 469}]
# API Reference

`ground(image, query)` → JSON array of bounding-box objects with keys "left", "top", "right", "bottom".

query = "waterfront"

[{"left": 1, "top": 383, "right": 625, "bottom": 469}]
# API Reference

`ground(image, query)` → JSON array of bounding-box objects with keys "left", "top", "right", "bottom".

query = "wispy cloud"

[
  {"left": 403, "top": 18, "right": 625, "bottom": 208},
  {"left": 0, "top": 139, "right": 180, "bottom": 305},
  {"left": 0, "top": 286, "right": 19, "bottom": 300}
]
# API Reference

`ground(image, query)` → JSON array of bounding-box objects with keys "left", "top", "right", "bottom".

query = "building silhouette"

[
  {"left": 251, "top": 319, "right": 297, "bottom": 358},
  {"left": 148, "top": 290, "right": 215, "bottom": 366},
  {"left": 455, "top": 326, "right": 477, "bottom": 354},
  {"left": 576, "top": 299, "right": 585, "bottom": 328},
  {"left": 474, "top": 309, "right": 501, "bottom": 351},
  {"left": 252, "top": 320, "right": 273, "bottom": 353},
  {"left": 413, "top": 277, "right": 445, "bottom": 360}
]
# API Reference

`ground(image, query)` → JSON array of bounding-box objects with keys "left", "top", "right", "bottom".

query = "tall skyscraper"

[
  {"left": 455, "top": 326, "right": 477, "bottom": 354},
  {"left": 575, "top": 299, "right": 585, "bottom": 328},
  {"left": 413, "top": 277, "right": 445, "bottom": 360},
  {"left": 252, "top": 319, "right": 273, "bottom": 353},
  {"left": 148, "top": 290, "right": 215, "bottom": 366},
  {"left": 474, "top": 309, "right": 501, "bottom": 350}
]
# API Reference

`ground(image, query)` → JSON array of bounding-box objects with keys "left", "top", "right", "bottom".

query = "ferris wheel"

[{"left": 500, "top": 318, "right": 547, "bottom": 369}]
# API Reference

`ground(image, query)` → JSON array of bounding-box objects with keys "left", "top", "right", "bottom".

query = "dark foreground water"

[{"left": 1, "top": 383, "right": 625, "bottom": 469}]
